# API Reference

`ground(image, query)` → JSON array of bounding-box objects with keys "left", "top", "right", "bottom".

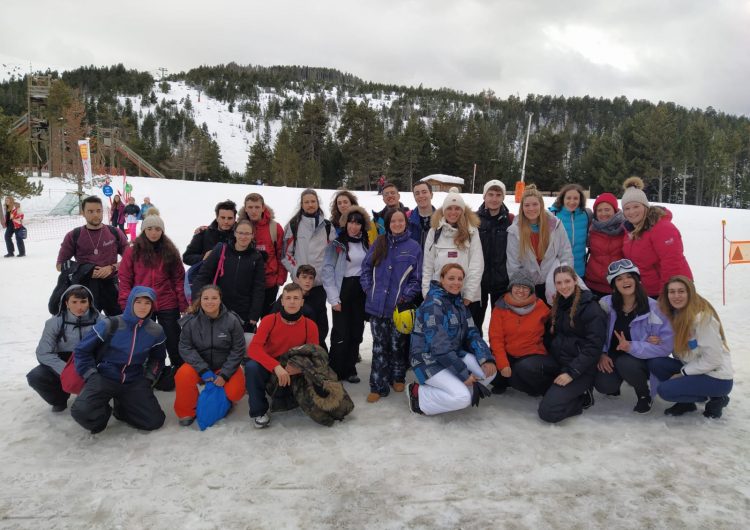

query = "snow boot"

[
  {"left": 703, "top": 396, "right": 730, "bottom": 419},
  {"left": 664, "top": 402, "right": 697, "bottom": 416}
]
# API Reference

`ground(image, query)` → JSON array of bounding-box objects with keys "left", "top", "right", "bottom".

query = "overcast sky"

[{"left": 1, "top": 0, "right": 748, "bottom": 116}]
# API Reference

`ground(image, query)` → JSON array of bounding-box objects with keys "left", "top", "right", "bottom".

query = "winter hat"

[
  {"left": 483, "top": 179, "right": 506, "bottom": 196},
  {"left": 141, "top": 215, "right": 165, "bottom": 232},
  {"left": 606, "top": 258, "right": 640, "bottom": 285},
  {"left": 509, "top": 269, "right": 536, "bottom": 292},
  {"left": 143, "top": 206, "right": 161, "bottom": 218},
  {"left": 621, "top": 177, "right": 649, "bottom": 208},
  {"left": 593, "top": 193, "right": 619, "bottom": 214},
  {"left": 442, "top": 187, "right": 466, "bottom": 210}
]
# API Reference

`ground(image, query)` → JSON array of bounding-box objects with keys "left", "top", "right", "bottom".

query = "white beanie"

[
  {"left": 483, "top": 179, "right": 506, "bottom": 196},
  {"left": 442, "top": 187, "right": 466, "bottom": 210},
  {"left": 141, "top": 215, "right": 165, "bottom": 232},
  {"left": 621, "top": 176, "right": 649, "bottom": 208}
]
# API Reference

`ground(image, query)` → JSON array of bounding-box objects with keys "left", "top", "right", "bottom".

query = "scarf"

[
  {"left": 281, "top": 308, "right": 303, "bottom": 322},
  {"left": 502, "top": 292, "right": 538, "bottom": 316},
  {"left": 591, "top": 211, "right": 625, "bottom": 237}
]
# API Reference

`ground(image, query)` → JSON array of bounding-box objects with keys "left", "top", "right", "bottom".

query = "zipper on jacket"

[{"left": 121, "top": 321, "right": 141, "bottom": 383}]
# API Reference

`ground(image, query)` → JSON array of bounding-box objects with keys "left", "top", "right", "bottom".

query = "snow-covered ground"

[{"left": 1, "top": 177, "right": 748, "bottom": 529}]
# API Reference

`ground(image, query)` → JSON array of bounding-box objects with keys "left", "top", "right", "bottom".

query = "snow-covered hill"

[{"left": 2, "top": 177, "right": 748, "bottom": 528}]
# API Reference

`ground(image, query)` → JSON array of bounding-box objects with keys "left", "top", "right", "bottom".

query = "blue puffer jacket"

[
  {"left": 360, "top": 230, "right": 422, "bottom": 318},
  {"left": 410, "top": 281, "right": 492, "bottom": 383},
  {"left": 74, "top": 286, "right": 166, "bottom": 384},
  {"left": 599, "top": 296, "right": 674, "bottom": 358},
  {"left": 549, "top": 205, "right": 591, "bottom": 277}
]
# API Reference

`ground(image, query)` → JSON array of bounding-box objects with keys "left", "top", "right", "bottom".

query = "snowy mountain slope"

[{"left": 1, "top": 177, "right": 748, "bottom": 529}]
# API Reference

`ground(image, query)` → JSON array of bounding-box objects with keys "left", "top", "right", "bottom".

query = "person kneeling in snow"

[
  {"left": 244, "top": 283, "right": 319, "bottom": 428},
  {"left": 27, "top": 285, "right": 100, "bottom": 412},
  {"left": 408, "top": 264, "right": 497, "bottom": 415},
  {"left": 70, "top": 286, "right": 167, "bottom": 434}
]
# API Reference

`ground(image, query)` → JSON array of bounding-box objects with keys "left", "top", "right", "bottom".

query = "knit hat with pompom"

[{"left": 621, "top": 177, "right": 649, "bottom": 207}]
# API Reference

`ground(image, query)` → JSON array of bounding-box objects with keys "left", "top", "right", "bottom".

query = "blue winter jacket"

[
  {"left": 599, "top": 296, "right": 674, "bottom": 358},
  {"left": 407, "top": 206, "right": 435, "bottom": 249},
  {"left": 549, "top": 205, "right": 591, "bottom": 277},
  {"left": 74, "top": 286, "right": 166, "bottom": 384},
  {"left": 360, "top": 230, "right": 422, "bottom": 318},
  {"left": 410, "top": 281, "right": 492, "bottom": 383}
]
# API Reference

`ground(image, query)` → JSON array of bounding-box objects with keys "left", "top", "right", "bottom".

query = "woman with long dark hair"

[
  {"left": 329, "top": 189, "right": 377, "bottom": 243},
  {"left": 322, "top": 206, "right": 371, "bottom": 382},
  {"left": 360, "top": 209, "right": 422, "bottom": 402},
  {"left": 110, "top": 194, "right": 125, "bottom": 231},
  {"left": 117, "top": 215, "right": 187, "bottom": 379},
  {"left": 594, "top": 259, "right": 673, "bottom": 413},
  {"left": 651, "top": 276, "right": 733, "bottom": 418}
]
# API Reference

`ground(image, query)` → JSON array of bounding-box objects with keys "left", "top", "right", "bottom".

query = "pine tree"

[
  {"left": 272, "top": 124, "right": 300, "bottom": 187},
  {"left": 0, "top": 109, "right": 43, "bottom": 198},
  {"left": 337, "top": 100, "right": 386, "bottom": 189},
  {"left": 245, "top": 131, "right": 273, "bottom": 185}
]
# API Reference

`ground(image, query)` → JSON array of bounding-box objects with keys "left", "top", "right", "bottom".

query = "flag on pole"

[{"left": 78, "top": 139, "right": 93, "bottom": 184}]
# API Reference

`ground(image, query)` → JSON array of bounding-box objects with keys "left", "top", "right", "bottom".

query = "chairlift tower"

[{"left": 27, "top": 75, "right": 52, "bottom": 177}]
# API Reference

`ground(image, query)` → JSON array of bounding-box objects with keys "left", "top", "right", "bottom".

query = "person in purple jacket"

[
  {"left": 57, "top": 196, "right": 128, "bottom": 316},
  {"left": 360, "top": 209, "right": 422, "bottom": 403},
  {"left": 594, "top": 259, "right": 674, "bottom": 414}
]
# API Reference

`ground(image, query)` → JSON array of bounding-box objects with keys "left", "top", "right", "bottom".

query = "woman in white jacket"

[
  {"left": 506, "top": 185, "right": 574, "bottom": 303},
  {"left": 650, "top": 275, "right": 733, "bottom": 419},
  {"left": 422, "top": 188, "right": 484, "bottom": 314}
]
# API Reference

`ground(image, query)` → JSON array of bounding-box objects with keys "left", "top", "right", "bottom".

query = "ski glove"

[
  {"left": 471, "top": 382, "right": 492, "bottom": 407},
  {"left": 201, "top": 371, "right": 216, "bottom": 383}
]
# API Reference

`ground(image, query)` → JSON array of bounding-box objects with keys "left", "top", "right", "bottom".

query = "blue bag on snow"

[{"left": 196, "top": 382, "right": 231, "bottom": 431}]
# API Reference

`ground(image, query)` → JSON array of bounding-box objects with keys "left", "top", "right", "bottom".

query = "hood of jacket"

[
  {"left": 426, "top": 280, "right": 463, "bottom": 307},
  {"left": 123, "top": 285, "right": 157, "bottom": 325},
  {"left": 57, "top": 284, "right": 98, "bottom": 317}
]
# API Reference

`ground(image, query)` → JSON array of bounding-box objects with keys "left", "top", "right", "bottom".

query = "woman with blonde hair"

[
  {"left": 422, "top": 188, "right": 484, "bottom": 313},
  {"left": 538, "top": 265, "right": 607, "bottom": 423},
  {"left": 651, "top": 276, "right": 733, "bottom": 418},
  {"left": 507, "top": 185, "right": 573, "bottom": 302}
]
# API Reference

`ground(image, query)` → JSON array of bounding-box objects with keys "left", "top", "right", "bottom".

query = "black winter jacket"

[
  {"left": 178, "top": 305, "right": 246, "bottom": 380},
  {"left": 182, "top": 220, "right": 235, "bottom": 265},
  {"left": 476, "top": 203, "right": 512, "bottom": 294},
  {"left": 193, "top": 243, "right": 266, "bottom": 328},
  {"left": 544, "top": 290, "right": 607, "bottom": 379}
]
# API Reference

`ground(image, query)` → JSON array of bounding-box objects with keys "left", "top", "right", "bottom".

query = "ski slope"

[{"left": 1, "top": 176, "right": 748, "bottom": 529}]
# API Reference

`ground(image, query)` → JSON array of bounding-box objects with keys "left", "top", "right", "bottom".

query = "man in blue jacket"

[{"left": 70, "top": 286, "right": 167, "bottom": 434}]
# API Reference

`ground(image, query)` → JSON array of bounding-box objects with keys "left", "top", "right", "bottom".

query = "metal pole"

[
  {"left": 520, "top": 113, "right": 532, "bottom": 183},
  {"left": 722, "top": 220, "right": 726, "bottom": 306},
  {"left": 472, "top": 163, "right": 477, "bottom": 193}
]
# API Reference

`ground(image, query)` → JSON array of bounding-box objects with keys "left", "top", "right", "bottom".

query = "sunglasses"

[{"left": 607, "top": 259, "right": 636, "bottom": 275}]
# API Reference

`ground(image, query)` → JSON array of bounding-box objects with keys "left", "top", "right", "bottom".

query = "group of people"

[
  {"left": 24, "top": 175, "right": 734, "bottom": 434},
  {"left": 109, "top": 194, "right": 156, "bottom": 242}
]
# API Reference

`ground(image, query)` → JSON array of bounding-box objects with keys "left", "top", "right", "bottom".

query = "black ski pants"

[
  {"left": 329, "top": 276, "right": 366, "bottom": 380},
  {"left": 538, "top": 370, "right": 595, "bottom": 424},
  {"left": 27, "top": 363, "right": 69, "bottom": 408}
]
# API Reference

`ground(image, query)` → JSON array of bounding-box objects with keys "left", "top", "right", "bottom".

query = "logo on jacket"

[
  {"left": 448, "top": 251, "right": 458, "bottom": 258},
  {"left": 664, "top": 237, "right": 674, "bottom": 245}
]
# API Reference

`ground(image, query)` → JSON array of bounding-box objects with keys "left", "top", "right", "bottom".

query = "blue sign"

[{"left": 102, "top": 185, "right": 113, "bottom": 197}]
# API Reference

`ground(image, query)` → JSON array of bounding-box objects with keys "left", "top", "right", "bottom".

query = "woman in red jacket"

[
  {"left": 118, "top": 215, "right": 187, "bottom": 379},
  {"left": 583, "top": 193, "right": 625, "bottom": 297},
  {"left": 620, "top": 177, "right": 692, "bottom": 297}
]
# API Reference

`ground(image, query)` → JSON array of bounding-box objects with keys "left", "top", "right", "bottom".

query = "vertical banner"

[{"left": 78, "top": 139, "right": 93, "bottom": 184}]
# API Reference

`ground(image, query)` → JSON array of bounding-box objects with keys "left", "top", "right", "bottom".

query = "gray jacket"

[
  {"left": 506, "top": 212, "right": 574, "bottom": 286},
  {"left": 281, "top": 214, "right": 333, "bottom": 286},
  {"left": 178, "top": 305, "right": 246, "bottom": 380},
  {"left": 35, "top": 285, "right": 100, "bottom": 375}
]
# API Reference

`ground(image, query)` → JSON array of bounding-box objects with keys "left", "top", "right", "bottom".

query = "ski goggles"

[{"left": 606, "top": 259, "right": 640, "bottom": 283}]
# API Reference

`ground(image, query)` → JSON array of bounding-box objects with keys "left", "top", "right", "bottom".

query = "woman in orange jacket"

[{"left": 488, "top": 269, "right": 556, "bottom": 396}]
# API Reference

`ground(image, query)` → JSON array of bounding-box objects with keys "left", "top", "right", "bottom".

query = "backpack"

[
  {"left": 72, "top": 225, "right": 123, "bottom": 255},
  {"left": 60, "top": 316, "right": 119, "bottom": 394},
  {"left": 48, "top": 261, "right": 96, "bottom": 315}
]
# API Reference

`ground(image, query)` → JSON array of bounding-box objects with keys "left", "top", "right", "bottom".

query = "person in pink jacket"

[
  {"left": 117, "top": 215, "right": 187, "bottom": 382},
  {"left": 583, "top": 193, "right": 625, "bottom": 297},
  {"left": 620, "top": 177, "right": 692, "bottom": 297}
]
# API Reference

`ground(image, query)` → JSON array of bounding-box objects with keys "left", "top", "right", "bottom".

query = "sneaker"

[
  {"left": 178, "top": 416, "right": 195, "bottom": 427},
  {"left": 633, "top": 395, "right": 653, "bottom": 414},
  {"left": 664, "top": 402, "right": 697, "bottom": 416},
  {"left": 703, "top": 396, "right": 730, "bottom": 419},
  {"left": 407, "top": 382, "right": 424, "bottom": 415},
  {"left": 347, "top": 375, "right": 361, "bottom": 384},
  {"left": 582, "top": 389, "right": 595, "bottom": 410},
  {"left": 392, "top": 382, "right": 405, "bottom": 392},
  {"left": 253, "top": 413, "right": 271, "bottom": 429},
  {"left": 51, "top": 403, "right": 67, "bottom": 413}
]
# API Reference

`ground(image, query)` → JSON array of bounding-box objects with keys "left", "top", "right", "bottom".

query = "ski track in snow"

[{"left": 1, "top": 177, "right": 749, "bottom": 529}]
